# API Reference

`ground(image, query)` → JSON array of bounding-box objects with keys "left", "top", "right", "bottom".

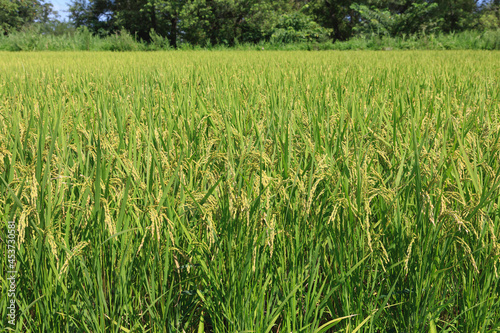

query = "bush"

[
  {"left": 270, "top": 12, "right": 331, "bottom": 44},
  {"left": 148, "top": 29, "right": 170, "bottom": 50},
  {"left": 75, "top": 26, "right": 93, "bottom": 50},
  {"left": 7, "top": 25, "right": 43, "bottom": 51},
  {"left": 105, "top": 28, "right": 145, "bottom": 51}
]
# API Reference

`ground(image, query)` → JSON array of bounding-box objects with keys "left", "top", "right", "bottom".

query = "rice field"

[{"left": 1, "top": 51, "right": 500, "bottom": 332}]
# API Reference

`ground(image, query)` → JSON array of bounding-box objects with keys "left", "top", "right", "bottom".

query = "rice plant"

[{"left": 0, "top": 50, "right": 499, "bottom": 332}]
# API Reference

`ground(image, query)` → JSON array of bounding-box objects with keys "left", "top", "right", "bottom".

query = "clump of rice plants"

[{"left": 0, "top": 50, "right": 499, "bottom": 332}]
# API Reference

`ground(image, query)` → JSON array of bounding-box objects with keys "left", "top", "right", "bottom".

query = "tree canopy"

[
  {"left": 1, "top": 0, "right": 58, "bottom": 33},
  {"left": 1, "top": 0, "right": 499, "bottom": 45}
]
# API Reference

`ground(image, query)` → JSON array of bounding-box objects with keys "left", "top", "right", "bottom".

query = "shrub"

[{"left": 270, "top": 12, "right": 331, "bottom": 44}]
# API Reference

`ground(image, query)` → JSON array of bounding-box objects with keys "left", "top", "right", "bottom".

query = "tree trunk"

[
  {"left": 151, "top": 0, "right": 157, "bottom": 32},
  {"left": 170, "top": 15, "right": 177, "bottom": 48}
]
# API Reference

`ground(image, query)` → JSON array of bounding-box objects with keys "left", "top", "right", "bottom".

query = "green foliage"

[
  {"left": 115, "top": 0, "right": 152, "bottom": 41},
  {"left": 177, "top": 0, "right": 215, "bottom": 46},
  {"left": 2, "top": 0, "right": 496, "bottom": 47},
  {"left": 148, "top": 28, "right": 170, "bottom": 50},
  {"left": 68, "top": 0, "right": 116, "bottom": 35},
  {"left": 479, "top": 1, "right": 500, "bottom": 30},
  {"left": 351, "top": 2, "right": 440, "bottom": 36},
  {"left": 5, "top": 25, "right": 45, "bottom": 51},
  {"left": 177, "top": 0, "right": 293, "bottom": 46},
  {"left": 0, "top": 25, "right": 152, "bottom": 51},
  {"left": 0, "top": 0, "right": 21, "bottom": 33},
  {"left": 2, "top": 0, "right": 499, "bottom": 47},
  {"left": 270, "top": 12, "right": 332, "bottom": 44},
  {"left": 331, "top": 30, "right": 500, "bottom": 50},
  {"left": 77, "top": 26, "right": 93, "bottom": 50},
  {"left": 1, "top": 28, "right": 500, "bottom": 51},
  {"left": 0, "top": 0, "right": 57, "bottom": 33},
  {"left": 106, "top": 28, "right": 141, "bottom": 51},
  {"left": 306, "top": 0, "right": 355, "bottom": 41},
  {"left": 433, "top": 0, "right": 479, "bottom": 32}
]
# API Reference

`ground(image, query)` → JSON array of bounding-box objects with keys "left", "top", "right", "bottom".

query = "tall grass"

[
  {"left": 1, "top": 28, "right": 499, "bottom": 51},
  {"left": 0, "top": 27, "right": 155, "bottom": 51},
  {"left": 0, "top": 51, "right": 499, "bottom": 332},
  {"left": 330, "top": 30, "right": 500, "bottom": 50}
]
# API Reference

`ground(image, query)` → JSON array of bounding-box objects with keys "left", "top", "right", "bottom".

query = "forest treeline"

[{"left": 1, "top": 0, "right": 500, "bottom": 48}]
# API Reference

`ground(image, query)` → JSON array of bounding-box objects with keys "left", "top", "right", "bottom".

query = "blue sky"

[{"left": 49, "top": 0, "right": 70, "bottom": 21}]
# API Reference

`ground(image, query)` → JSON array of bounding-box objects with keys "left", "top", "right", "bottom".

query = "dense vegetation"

[
  {"left": 2, "top": 26, "right": 500, "bottom": 51},
  {"left": 1, "top": 0, "right": 500, "bottom": 49},
  {"left": 1, "top": 51, "right": 499, "bottom": 332}
]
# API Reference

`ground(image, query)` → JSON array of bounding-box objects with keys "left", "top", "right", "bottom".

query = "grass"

[
  {"left": 0, "top": 28, "right": 499, "bottom": 51},
  {"left": 0, "top": 51, "right": 499, "bottom": 332}
]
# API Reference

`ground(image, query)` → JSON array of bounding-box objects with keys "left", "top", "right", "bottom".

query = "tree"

[
  {"left": 306, "top": 0, "right": 359, "bottom": 41},
  {"left": 177, "top": 0, "right": 292, "bottom": 46},
  {"left": 0, "top": 0, "right": 21, "bottom": 32},
  {"left": 350, "top": 1, "right": 440, "bottom": 36},
  {"left": 140, "top": 0, "right": 185, "bottom": 47},
  {"left": 270, "top": 11, "right": 332, "bottom": 43},
  {"left": 479, "top": 0, "right": 500, "bottom": 30},
  {"left": 1, "top": 0, "right": 57, "bottom": 33},
  {"left": 57, "top": 0, "right": 488, "bottom": 46},
  {"left": 115, "top": 0, "right": 152, "bottom": 40},
  {"left": 68, "top": 0, "right": 115, "bottom": 34},
  {"left": 432, "top": 0, "right": 479, "bottom": 32}
]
